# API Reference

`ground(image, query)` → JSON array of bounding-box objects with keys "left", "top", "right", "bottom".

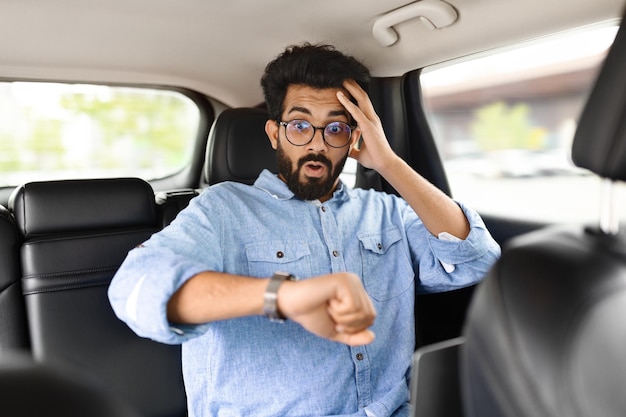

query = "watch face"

[{"left": 263, "top": 272, "right": 295, "bottom": 321}]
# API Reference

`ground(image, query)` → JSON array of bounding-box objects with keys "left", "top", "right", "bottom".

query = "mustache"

[{"left": 297, "top": 154, "right": 332, "bottom": 170}]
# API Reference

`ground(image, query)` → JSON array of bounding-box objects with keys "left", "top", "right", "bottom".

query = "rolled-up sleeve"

[
  {"left": 108, "top": 193, "right": 221, "bottom": 344},
  {"left": 411, "top": 201, "right": 501, "bottom": 293}
]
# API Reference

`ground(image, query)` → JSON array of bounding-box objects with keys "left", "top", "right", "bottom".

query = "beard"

[{"left": 276, "top": 140, "right": 348, "bottom": 201}]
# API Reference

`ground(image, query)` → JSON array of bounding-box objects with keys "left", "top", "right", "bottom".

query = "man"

[{"left": 109, "top": 43, "right": 500, "bottom": 416}]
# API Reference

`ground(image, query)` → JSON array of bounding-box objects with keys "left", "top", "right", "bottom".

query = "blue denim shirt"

[{"left": 108, "top": 170, "right": 500, "bottom": 417}]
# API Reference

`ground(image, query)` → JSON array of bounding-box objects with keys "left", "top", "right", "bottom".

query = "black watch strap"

[{"left": 263, "top": 272, "right": 295, "bottom": 322}]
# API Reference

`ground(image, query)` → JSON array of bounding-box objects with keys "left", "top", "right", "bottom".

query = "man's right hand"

[{"left": 277, "top": 272, "right": 376, "bottom": 346}]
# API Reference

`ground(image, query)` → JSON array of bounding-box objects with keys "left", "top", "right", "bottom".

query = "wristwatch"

[{"left": 263, "top": 272, "right": 295, "bottom": 322}]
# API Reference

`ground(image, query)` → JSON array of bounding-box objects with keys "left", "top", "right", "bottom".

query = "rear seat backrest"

[
  {"left": 0, "top": 205, "right": 29, "bottom": 352},
  {"left": 9, "top": 178, "right": 187, "bottom": 417}
]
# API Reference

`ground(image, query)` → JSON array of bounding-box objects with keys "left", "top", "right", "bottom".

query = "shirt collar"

[{"left": 253, "top": 169, "right": 352, "bottom": 203}]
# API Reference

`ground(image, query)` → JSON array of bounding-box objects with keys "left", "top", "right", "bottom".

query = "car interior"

[{"left": 1, "top": 0, "right": 625, "bottom": 415}]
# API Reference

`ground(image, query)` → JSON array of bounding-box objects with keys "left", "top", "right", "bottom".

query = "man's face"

[{"left": 265, "top": 84, "right": 359, "bottom": 202}]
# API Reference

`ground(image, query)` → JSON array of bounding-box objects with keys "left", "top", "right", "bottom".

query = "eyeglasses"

[{"left": 278, "top": 119, "right": 356, "bottom": 148}]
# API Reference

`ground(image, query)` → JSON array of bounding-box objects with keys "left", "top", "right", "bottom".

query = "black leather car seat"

[
  {"left": 0, "top": 205, "right": 29, "bottom": 352},
  {"left": 0, "top": 351, "right": 141, "bottom": 417},
  {"left": 205, "top": 107, "right": 278, "bottom": 185},
  {"left": 461, "top": 14, "right": 626, "bottom": 417},
  {"left": 9, "top": 178, "right": 187, "bottom": 417}
]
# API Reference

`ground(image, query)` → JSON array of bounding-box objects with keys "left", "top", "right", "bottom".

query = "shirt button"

[
  {"left": 356, "top": 353, "right": 364, "bottom": 361},
  {"left": 276, "top": 251, "right": 284, "bottom": 258},
  {"left": 332, "top": 250, "right": 339, "bottom": 257},
  {"left": 377, "top": 243, "right": 383, "bottom": 250},
  {"left": 321, "top": 206, "right": 327, "bottom": 212}
]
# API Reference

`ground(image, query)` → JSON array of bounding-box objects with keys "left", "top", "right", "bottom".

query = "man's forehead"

[
  {"left": 286, "top": 105, "right": 349, "bottom": 118},
  {"left": 283, "top": 85, "right": 350, "bottom": 118}
]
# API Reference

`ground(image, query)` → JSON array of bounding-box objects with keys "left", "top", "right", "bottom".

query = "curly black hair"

[{"left": 260, "top": 43, "right": 371, "bottom": 121}]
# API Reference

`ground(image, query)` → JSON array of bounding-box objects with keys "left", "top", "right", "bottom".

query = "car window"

[
  {"left": 420, "top": 25, "right": 623, "bottom": 224},
  {"left": 0, "top": 82, "right": 200, "bottom": 187},
  {"left": 340, "top": 157, "right": 357, "bottom": 188}
]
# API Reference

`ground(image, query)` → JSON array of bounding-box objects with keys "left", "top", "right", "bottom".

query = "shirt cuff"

[
  {"left": 428, "top": 201, "right": 495, "bottom": 267},
  {"left": 437, "top": 231, "right": 461, "bottom": 272}
]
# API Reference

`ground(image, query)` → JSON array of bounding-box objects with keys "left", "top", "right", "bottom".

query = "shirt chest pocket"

[
  {"left": 358, "top": 227, "right": 414, "bottom": 301},
  {"left": 245, "top": 241, "right": 312, "bottom": 279}
]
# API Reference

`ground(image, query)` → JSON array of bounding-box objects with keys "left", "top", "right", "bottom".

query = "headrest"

[
  {"left": 9, "top": 178, "right": 157, "bottom": 238},
  {"left": 572, "top": 22, "right": 626, "bottom": 180},
  {"left": 205, "top": 107, "right": 278, "bottom": 185}
]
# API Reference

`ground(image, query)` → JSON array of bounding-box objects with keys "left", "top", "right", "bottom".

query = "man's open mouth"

[{"left": 303, "top": 161, "right": 328, "bottom": 177}]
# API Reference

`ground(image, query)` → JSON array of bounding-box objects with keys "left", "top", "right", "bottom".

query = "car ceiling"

[{"left": 0, "top": 0, "right": 623, "bottom": 107}]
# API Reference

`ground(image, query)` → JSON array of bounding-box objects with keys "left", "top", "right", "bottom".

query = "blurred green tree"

[{"left": 472, "top": 101, "right": 546, "bottom": 151}]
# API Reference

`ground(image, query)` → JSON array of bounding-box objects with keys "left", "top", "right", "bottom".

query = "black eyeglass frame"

[{"left": 277, "top": 119, "right": 357, "bottom": 148}]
